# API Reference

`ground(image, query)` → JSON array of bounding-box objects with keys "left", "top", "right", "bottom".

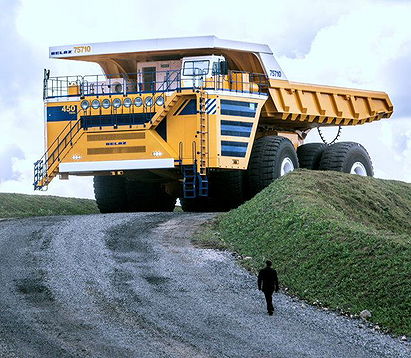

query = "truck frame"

[{"left": 34, "top": 36, "right": 393, "bottom": 212}]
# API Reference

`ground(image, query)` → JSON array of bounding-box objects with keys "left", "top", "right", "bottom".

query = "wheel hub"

[
  {"left": 280, "top": 157, "right": 295, "bottom": 176},
  {"left": 350, "top": 162, "right": 367, "bottom": 176}
]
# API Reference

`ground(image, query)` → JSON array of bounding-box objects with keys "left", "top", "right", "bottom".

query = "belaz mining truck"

[{"left": 34, "top": 36, "right": 393, "bottom": 212}]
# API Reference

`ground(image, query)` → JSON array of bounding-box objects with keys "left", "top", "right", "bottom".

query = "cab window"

[{"left": 183, "top": 60, "right": 210, "bottom": 76}]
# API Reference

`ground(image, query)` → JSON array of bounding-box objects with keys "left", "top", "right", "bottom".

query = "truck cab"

[{"left": 181, "top": 55, "right": 227, "bottom": 88}]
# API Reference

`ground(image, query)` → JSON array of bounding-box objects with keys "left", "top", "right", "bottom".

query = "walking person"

[{"left": 258, "top": 260, "right": 279, "bottom": 315}]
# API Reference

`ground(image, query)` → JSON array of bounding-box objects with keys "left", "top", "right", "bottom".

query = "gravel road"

[{"left": 0, "top": 213, "right": 409, "bottom": 358}]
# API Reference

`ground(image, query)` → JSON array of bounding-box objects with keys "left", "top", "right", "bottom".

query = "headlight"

[
  {"left": 80, "top": 100, "right": 89, "bottom": 110},
  {"left": 145, "top": 96, "right": 153, "bottom": 107},
  {"left": 156, "top": 96, "right": 165, "bottom": 106},
  {"left": 152, "top": 151, "right": 163, "bottom": 157},
  {"left": 102, "top": 99, "right": 110, "bottom": 109},
  {"left": 112, "top": 98, "right": 122, "bottom": 109},
  {"left": 91, "top": 99, "right": 100, "bottom": 109},
  {"left": 134, "top": 97, "right": 143, "bottom": 107},
  {"left": 123, "top": 97, "right": 132, "bottom": 108}
]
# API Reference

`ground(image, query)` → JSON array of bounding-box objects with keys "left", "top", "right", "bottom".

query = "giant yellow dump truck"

[{"left": 34, "top": 36, "right": 393, "bottom": 212}]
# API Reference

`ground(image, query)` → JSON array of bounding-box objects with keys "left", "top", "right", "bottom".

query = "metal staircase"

[
  {"left": 149, "top": 92, "right": 181, "bottom": 128},
  {"left": 182, "top": 164, "right": 208, "bottom": 199},
  {"left": 33, "top": 118, "right": 83, "bottom": 190},
  {"left": 182, "top": 165, "right": 197, "bottom": 198}
]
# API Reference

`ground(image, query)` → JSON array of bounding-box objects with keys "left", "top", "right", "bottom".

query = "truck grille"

[
  {"left": 87, "top": 146, "right": 146, "bottom": 155},
  {"left": 87, "top": 133, "right": 145, "bottom": 141},
  {"left": 81, "top": 113, "right": 154, "bottom": 128}
]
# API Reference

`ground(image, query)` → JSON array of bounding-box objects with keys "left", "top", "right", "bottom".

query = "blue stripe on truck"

[
  {"left": 221, "top": 140, "right": 248, "bottom": 157},
  {"left": 221, "top": 100, "right": 257, "bottom": 117},
  {"left": 221, "top": 120, "right": 253, "bottom": 137}
]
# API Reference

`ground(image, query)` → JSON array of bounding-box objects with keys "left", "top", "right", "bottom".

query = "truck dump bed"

[{"left": 263, "top": 80, "right": 393, "bottom": 128}]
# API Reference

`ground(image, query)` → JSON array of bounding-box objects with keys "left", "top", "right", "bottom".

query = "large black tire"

[
  {"left": 208, "top": 170, "right": 244, "bottom": 210},
  {"left": 319, "top": 142, "right": 374, "bottom": 176},
  {"left": 180, "top": 170, "right": 244, "bottom": 212},
  {"left": 94, "top": 176, "right": 176, "bottom": 213},
  {"left": 94, "top": 176, "right": 127, "bottom": 213},
  {"left": 126, "top": 180, "right": 176, "bottom": 212},
  {"left": 297, "top": 143, "right": 327, "bottom": 169},
  {"left": 246, "top": 136, "right": 299, "bottom": 198}
]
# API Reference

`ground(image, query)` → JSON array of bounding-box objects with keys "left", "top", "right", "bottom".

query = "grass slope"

[
  {"left": 197, "top": 170, "right": 411, "bottom": 336},
  {"left": 0, "top": 193, "right": 99, "bottom": 218}
]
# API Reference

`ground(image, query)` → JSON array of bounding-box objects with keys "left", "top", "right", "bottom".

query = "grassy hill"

[
  {"left": 0, "top": 193, "right": 99, "bottom": 218},
  {"left": 196, "top": 170, "right": 411, "bottom": 336}
]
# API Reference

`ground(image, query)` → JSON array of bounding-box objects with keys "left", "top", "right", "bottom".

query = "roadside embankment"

[
  {"left": 0, "top": 193, "right": 99, "bottom": 218},
  {"left": 195, "top": 170, "right": 411, "bottom": 336}
]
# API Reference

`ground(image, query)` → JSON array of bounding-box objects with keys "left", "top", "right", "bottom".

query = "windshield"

[{"left": 182, "top": 60, "right": 210, "bottom": 76}]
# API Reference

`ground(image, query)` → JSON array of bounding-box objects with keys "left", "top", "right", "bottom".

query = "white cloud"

[
  {"left": 0, "top": 0, "right": 410, "bottom": 201},
  {"left": 281, "top": 1, "right": 411, "bottom": 182},
  {"left": 279, "top": 2, "right": 411, "bottom": 88}
]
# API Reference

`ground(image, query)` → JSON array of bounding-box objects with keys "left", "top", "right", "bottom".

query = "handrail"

[
  {"left": 38, "top": 114, "right": 82, "bottom": 172},
  {"left": 44, "top": 70, "right": 269, "bottom": 99},
  {"left": 34, "top": 115, "right": 84, "bottom": 189}
]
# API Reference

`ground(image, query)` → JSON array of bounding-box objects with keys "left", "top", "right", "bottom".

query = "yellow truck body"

[{"left": 34, "top": 36, "right": 393, "bottom": 211}]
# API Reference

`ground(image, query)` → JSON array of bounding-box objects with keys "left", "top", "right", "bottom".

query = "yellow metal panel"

[
  {"left": 216, "top": 94, "right": 267, "bottom": 170},
  {"left": 166, "top": 96, "right": 198, "bottom": 165},
  {"left": 68, "top": 84, "right": 79, "bottom": 95},
  {"left": 207, "top": 112, "right": 219, "bottom": 168},
  {"left": 268, "top": 80, "right": 393, "bottom": 128}
]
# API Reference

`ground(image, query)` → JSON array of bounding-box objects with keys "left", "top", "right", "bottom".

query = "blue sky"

[{"left": 0, "top": 0, "right": 410, "bottom": 198}]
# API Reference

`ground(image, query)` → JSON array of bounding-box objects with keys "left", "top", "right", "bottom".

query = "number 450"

[{"left": 61, "top": 105, "right": 76, "bottom": 112}]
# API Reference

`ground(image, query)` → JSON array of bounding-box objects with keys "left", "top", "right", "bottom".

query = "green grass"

[
  {"left": 196, "top": 170, "right": 411, "bottom": 336},
  {"left": 0, "top": 193, "right": 99, "bottom": 218}
]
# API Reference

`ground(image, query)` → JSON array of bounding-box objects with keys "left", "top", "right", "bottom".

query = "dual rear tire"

[{"left": 298, "top": 141, "right": 373, "bottom": 176}]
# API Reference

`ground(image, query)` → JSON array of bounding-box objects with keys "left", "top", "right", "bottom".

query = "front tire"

[
  {"left": 94, "top": 176, "right": 127, "bottom": 213},
  {"left": 246, "top": 136, "right": 299, "bottom": 198},
  {"left": 319, "top": 142, "right": 374, "bottom": 176},
  {"left": 94, "top": 176, "right": 176, "bottom": 213}
]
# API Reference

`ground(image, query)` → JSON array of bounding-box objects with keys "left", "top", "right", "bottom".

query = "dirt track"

[{"left": 0, "top": 213, "right": 409, "bottom": 358}]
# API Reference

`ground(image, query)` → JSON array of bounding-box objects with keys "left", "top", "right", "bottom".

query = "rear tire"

[
  {"left": 94, "top": 176, "right": 127, "bottom": 213},
  {"left": 246, "top": 136, "right": 298, "bottom": 198},
  {"left": 297, "top": 143, "right": 327, "bottom": 169},
  {"left": 319, "top": 142, "right": 374, "bottom": 176}
]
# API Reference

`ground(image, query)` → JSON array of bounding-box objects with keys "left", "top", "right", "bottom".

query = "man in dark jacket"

[{"left": 258, "top": 260, "right": 279, "bottom": 315}]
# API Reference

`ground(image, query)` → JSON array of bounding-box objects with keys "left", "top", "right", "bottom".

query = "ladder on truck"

[{"left": 198, "top": 89, "right": 209, "bottom": 196}]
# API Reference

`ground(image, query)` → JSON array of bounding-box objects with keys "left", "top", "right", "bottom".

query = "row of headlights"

[{"left": 80, "top": 96, "right": 165, "bottom": 111}]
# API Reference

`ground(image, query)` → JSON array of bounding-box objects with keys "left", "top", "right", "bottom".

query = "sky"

[{"left": 0, "top": 0, "right": 410, "bottom": 199}]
